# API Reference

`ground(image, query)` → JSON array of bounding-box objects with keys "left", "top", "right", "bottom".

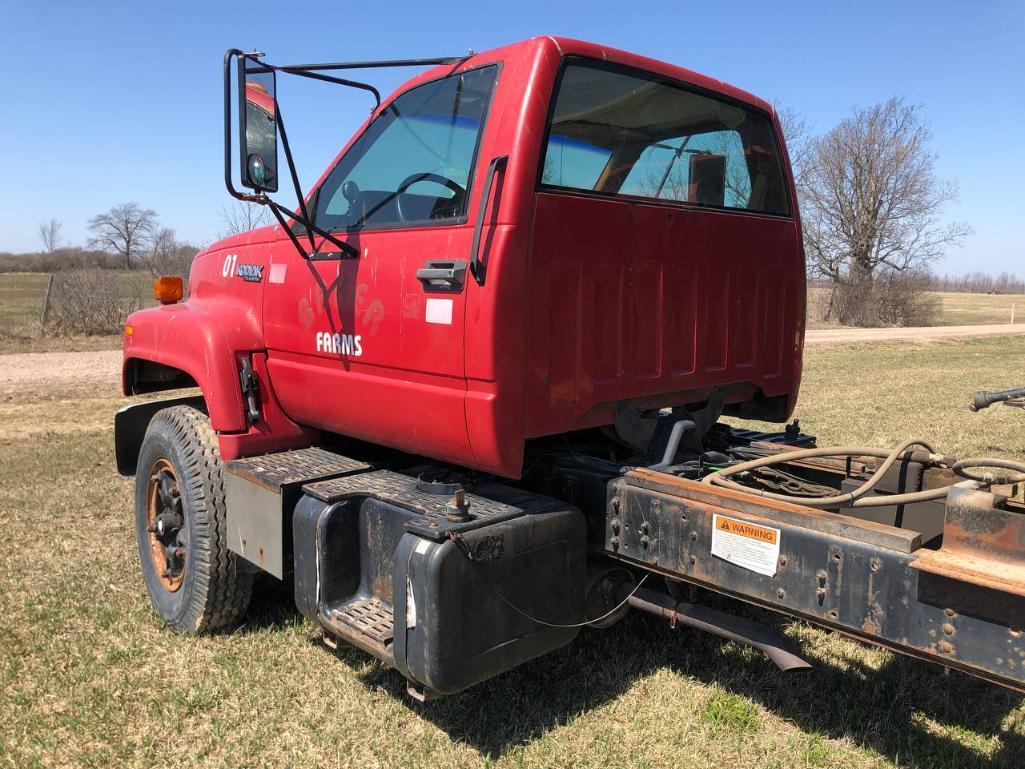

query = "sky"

[{"left": 0, "top": 0, "right": 1022, "bottom": 275}]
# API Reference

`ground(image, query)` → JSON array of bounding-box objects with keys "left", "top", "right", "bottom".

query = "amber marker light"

[{"left": 154, "top": 276, "right": 184, "bottom": 304}]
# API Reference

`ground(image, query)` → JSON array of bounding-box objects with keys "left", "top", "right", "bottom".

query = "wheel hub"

[{"left": 146, "top": 458, "right": 187, "bottom": 591}]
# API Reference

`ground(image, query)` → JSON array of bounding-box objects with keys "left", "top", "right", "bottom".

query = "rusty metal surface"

[
  {"left": 304, "top": 470, "right": 532, "bottom": 541},
  {"left": 626, "top": 469, "right": 922, "bottom": 553},
  {"left": 910, "top": 483, "right": 1025, "bottom": 624},
  {"left": 618, "top": 583, "right": 812, "bottom": 672},
  {"left": 146, "top": 457, "right": 185, "bottom": 592},
  {"left": 606, "top": 472, "right": 1025, "bottom": 692},
  {"left": 224, "top": 446, "right": 370, "bottom": 492}
]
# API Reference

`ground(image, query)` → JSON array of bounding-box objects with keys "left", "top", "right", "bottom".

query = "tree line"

[
  {"left": 6, "top": 202, "right": 271, "bottom": 337},
  {"left": 927, "top": 272, "right": 1025, "bottom": 295},
  {"left": 0, "top": 202, "right": 269, "bottom": 277}
]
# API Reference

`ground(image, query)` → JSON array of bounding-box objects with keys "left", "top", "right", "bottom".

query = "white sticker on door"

[
  {"left": 268, "top": 263, "right": 287, "bottom": 284},
  {"left": 710, "top": 514, "right": 781, "bottom": 577},
  {"left": 425, "top": 298, "right": 453, "bottom": 325}
]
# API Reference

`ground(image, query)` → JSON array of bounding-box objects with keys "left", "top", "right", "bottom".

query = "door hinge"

[{"left": 239, "top": 356, "right": 261, "bottom": 424}]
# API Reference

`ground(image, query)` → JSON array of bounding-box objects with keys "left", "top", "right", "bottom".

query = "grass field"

[
  {"left": 2, "top": 335, "right": 1025, "bottom": 768},
  {"left": 0, "top": 272, "right": 50, "bottom": 328},
  {"left": 806, "top": 287, "right": 1025, "bottom": 329},
  {"left": 932, "top": 292, "right": 1025, "bottom": 326}
]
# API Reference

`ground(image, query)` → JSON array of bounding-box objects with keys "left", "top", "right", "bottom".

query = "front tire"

[{"left": 134, "top": 405, "right": 253, "bottom": 633}]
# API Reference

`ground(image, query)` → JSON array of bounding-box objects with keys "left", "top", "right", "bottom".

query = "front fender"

[{"left": 123, "top": 300, "right": 263, "bottom": 433}]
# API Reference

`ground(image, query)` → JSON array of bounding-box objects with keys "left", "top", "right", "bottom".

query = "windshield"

[
  {"left": 540, "top": 60, "right": 791, "bottom": 216},
  {"left": 314, "top": 66, "right": 498, "bottom": 231}
]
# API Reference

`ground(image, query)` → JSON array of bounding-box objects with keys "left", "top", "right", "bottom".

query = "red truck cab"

[{"left": 123, "top": 36, "right": 804, "bottom": 479}]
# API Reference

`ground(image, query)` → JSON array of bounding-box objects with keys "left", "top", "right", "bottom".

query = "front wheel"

[{"left": 134, "top": 405, "right": 253, "bottom": 633}]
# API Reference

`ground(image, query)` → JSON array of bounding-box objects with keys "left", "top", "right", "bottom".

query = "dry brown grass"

[
  {"left": 932, "top": 292, "right": 1025, "bottom": 327},
  {"left": 0, "top": 272, "right": 150, "bottom": 353},
  {"left": 807, "top": 287, "right": 1025, "bottom": 330},
  {"left": 3, "top": 337, "right": 1025, "bottom": 768}
]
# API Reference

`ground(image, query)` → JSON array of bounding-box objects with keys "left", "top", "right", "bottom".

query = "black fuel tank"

[{"left": 292, "top": 470, "right": 586, "bottom": 696}]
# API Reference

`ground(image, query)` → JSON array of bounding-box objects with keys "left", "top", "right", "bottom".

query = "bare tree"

[
  {"left": 773, "top": 103, "right": 811, "bottom": 191},
  {"left": 39, "top": 219, "right": 63, "bottom": 254},
  {"left": 87, "top": 203, "right": 157, "bottom": 269},
  {"left": 801, "top": 98, "right": 969, "bottom": 288},
  {"left": 138, "top": 227, "right": 196, "bottom": 280},
  {"left": 219, "top": 201, "right": 271, "bottom": 238}
]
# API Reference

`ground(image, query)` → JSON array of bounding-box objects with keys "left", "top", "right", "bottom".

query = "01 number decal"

[{"left": 222, "top": 253, "right": 238, "bottom": 278}]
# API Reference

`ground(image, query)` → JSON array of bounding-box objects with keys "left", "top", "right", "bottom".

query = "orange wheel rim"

[{"left": 145, "top": 458, "right": 186, "bottom": 592}]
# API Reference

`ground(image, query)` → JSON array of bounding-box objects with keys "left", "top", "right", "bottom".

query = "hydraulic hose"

[
  {"left": 971, "top": 387, "right": 1025, "bottom": 411},
  {"left": 703, "top": 438, "right": 944, "bottom": 508},
  {"left": 703, "top": 439, "right": 1025, "bottom": 508},
  {"left": 953, "top": 458, "right": 1025, "bottom": 486}
]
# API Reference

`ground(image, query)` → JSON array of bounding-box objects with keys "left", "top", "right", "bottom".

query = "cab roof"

[{"left": 382, "top": 36, "right": 774, "bottom": 117}]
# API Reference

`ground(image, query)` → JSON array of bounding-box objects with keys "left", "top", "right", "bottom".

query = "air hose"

[{"left": 702, "top": 438, "right": 1025, "bottom": 509}]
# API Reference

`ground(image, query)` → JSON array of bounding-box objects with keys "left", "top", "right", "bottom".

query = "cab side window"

[
  {"left": 314, "top": 66, "right": 498, "bottom": 231},
  {"left": 539, "top": 60, "right": 790, "bottom": 216}
]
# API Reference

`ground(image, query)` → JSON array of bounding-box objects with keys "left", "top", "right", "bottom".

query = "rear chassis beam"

[{"left": 604, "top": 468, "right": 1025, "bottom": 692}]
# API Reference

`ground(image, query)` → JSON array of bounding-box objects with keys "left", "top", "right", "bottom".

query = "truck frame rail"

[{"left": 604, "top": 469, "right": 1025, "bottom": 692}]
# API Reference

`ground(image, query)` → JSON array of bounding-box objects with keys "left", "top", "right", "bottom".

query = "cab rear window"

[{"left": 540, "top": 59, "right": 791, "bottom": 216}]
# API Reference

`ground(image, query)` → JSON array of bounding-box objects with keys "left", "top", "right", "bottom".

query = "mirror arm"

[
  {"left": 265, "top": 200, "right": 359, "bottom": 260},
  {"left": 225, "top": 47, "right": 468, "bottom": 261},
  {"left": 268, "top": 204, "right": 309, "bottom": 259},
  {"left": 279, "top": 67, "right": 381, "bottom": 107},
  {"left": 274, "top": 107, "right": 317, "bottom": 254}
]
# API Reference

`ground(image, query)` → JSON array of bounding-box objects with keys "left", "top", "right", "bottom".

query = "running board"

[{"left": 604, "top": 470, "right": 1025, "bottom": 692}]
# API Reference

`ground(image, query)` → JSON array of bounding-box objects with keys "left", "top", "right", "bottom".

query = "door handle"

[
  {"left": 469, "top": 154, "right": 508, "bottom": 285},
  {"left": 416, "top": 259, "right": 467, "bottom": 291}
]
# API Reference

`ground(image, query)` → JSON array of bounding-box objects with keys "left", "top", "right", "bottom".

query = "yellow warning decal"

[
  {"left": 710, "top": 513, "right": 782, "bottom": 576},
  {"left": 716, "top": 516, "right": 778, "bottom": 545}
]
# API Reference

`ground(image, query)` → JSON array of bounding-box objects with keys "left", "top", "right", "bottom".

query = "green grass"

[
  {"left": 2, "top": 337, "right": 1025, "bottom": 768},
  {"left": 755, "top": 334, "right": 1025, "bottom": 460}
]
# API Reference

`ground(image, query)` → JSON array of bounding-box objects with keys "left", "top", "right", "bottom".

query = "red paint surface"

[{"left": 123, "top": 37, "right": 805, "bottom": 477}]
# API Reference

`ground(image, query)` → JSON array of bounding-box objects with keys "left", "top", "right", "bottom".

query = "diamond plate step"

[
  {"left": 301, "top": 469, "right": 528, "bottom": 541},
  {"left": 225, "top": 447, "right": 371, "bottom": 492},
  {"left": 331, "top": 597, "right": 394, "bottom": 644},
  {"left": 303, "top": 469, "right": 528, "bottom": 540}
]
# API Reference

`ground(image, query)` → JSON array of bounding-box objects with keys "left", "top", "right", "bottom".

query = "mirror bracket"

[{"left": 223, "top": 48, "right": 468, "bottom": 262}]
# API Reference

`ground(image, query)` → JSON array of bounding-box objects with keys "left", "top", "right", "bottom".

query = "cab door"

[{"left": 262, "top": 65, "right": 500, "bottom": 464}]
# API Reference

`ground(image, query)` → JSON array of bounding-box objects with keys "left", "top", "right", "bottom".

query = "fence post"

[
  {"left": 39, "top": 274, "right": 54, "bottom": 327},
  {"left": 1012, "top": 303, "right": 1016, "bottom": 325}
]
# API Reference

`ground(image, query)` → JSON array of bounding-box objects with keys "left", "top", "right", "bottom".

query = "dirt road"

[
  {"left": 0, "top": 325, "right": 1022, "bottom": 389},
  {"left": 0, "top": 349, "right": 122, "bottom": 390}
]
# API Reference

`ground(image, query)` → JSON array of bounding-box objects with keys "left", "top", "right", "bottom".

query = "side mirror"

[
  {"left": 237, "top": 57, "right": 279, "bottom": 193},
  {"left": 688, "top": 153, "right": 726, "bottom": 207}
]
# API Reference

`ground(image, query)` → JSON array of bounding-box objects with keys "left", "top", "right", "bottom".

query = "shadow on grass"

[
  {"left": 237, "top": 573, "right": 304, "bottom": 633},
  {"left": 304, "top": 593, "right": 1024, "bottom": 768},
  {"left": 242, "top": 570, "right": 1023, "bottom": 766}
]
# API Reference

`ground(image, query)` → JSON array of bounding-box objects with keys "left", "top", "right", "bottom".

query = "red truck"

[{"left": 116, "top": 37, "right": 1025, "bottom": 699}]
